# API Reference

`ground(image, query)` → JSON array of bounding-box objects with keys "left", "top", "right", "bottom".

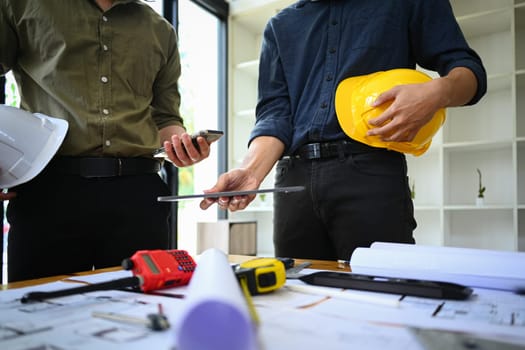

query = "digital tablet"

[{"left": 157, "top": 186, "right": 305, "bottom": 202}]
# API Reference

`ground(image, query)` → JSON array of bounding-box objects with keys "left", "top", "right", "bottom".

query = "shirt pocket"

[
  {"left": 124, "top": 42, "right": 164, "bottom": 97},
  {"left": 348, "top": 7, "right": 403, "bottom": 50}
]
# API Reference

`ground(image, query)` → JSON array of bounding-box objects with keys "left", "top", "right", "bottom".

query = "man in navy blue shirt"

[{"left": 201, "top": 0, "right": 486, "bottom": 260}]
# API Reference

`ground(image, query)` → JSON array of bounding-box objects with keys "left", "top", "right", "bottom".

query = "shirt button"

[
  {"left": 100, "top": 76, "right": 108, "bottom": 83},
  {"left": 102, "top": 44, "right": 109, "bottom": 51},
  {"left": 329, "top": 48, "right": 336, "bottom": 54},
  {"left": 102, "top": 108, "right": 109, "bottom": 115},
  {"left": 331, "top": 20, "right": 338, "bottom": 25},
  {"left": 326, "top": 75, "right": 333, "bottom": 81},
  {"left": 102, "top": 16, "right": 108, "bottom": 22},
  {"left": 321, "top": 102, "right": 328, "bottom": 109},
  {"left": 105, "top": 140, "right": 111, "bottom": 146}
]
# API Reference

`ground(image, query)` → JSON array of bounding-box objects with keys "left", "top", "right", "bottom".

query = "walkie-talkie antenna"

[{"left": 20, "top": 276, "right": 142, "bottom": 304}]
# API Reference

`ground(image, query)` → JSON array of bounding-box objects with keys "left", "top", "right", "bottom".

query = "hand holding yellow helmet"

[{"left": 335, "top": 69, "right": 446, "bottom": 156}]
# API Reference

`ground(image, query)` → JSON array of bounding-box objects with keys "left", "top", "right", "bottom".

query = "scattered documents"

[{"left": 1, "top": 244, "right": 525, "bottom": 349}]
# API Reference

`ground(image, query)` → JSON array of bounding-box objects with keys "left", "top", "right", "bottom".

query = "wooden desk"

[
  {"left": 229, "top": 255, "right": 350, "bottom": 272},
  {"left": 2, "top": 256, "right": 350, "bottom": 290}
]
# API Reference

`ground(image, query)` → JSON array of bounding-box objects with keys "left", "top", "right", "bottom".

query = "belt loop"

[
  {"left": 337, "top": 142, "right": 345, "bottom": 161},
  {"left": 311, "top": 144, "right": 321, "bottom": 159},
  {"left": 117, "top": 158, "right": 123, "bottom": 176}
]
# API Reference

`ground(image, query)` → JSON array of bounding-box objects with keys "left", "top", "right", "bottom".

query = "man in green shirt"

[{"left": 0, "top": 0, "right": 210, "bottom": 282}]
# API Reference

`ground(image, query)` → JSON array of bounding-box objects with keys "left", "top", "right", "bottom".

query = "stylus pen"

[{"left": 285, "top": 284, "right": 400, "bottom": 308}]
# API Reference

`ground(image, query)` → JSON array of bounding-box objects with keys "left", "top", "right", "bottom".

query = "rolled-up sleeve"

[
  {"left": 250, "top": 23, "right": 294, "bottom": 149},
  {"left": 410, "top": 0, "right": 487, "bottom": 105}
]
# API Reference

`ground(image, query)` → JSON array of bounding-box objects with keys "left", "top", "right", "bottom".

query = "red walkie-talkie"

[{"left": 122, "top": 249, "right": 197, "bottom": 292}]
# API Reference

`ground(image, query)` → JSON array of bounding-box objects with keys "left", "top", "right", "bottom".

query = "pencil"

[{"left": 285, "top": 284, "right": 400, "bottom": 308}]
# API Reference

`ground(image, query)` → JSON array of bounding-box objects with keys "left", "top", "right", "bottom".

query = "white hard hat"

[{"left": 0, "top": 105, "right": 68, "bottom": 188}]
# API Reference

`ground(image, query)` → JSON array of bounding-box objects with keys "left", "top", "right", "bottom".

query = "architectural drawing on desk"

[
  {"left": 75, "top": 322, "right": 150, "bottom": 343},
  {"left": 435, "top": 301, "right": 525, "bottom": 326},
  {"left": 0, "top": 298, "right": 61, "bottom": 342},
  {"left": 0, "top": 290, "right": 169, "bottom": 347},
  {"left": 0, "top": 320, "right": 53, "bottom": 342},
  {"left": 402, "top": 288, "right": 525, "bottom": 327}
]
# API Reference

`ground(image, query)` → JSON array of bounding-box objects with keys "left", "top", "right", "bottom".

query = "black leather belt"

[
  {"left": 294, "top": 140, "right": 376, "bottom": 160},
  {"left": 49, "top": 157, "right": 161, "bottom": 178}
]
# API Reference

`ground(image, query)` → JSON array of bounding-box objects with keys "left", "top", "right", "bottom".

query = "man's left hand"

[{"left": 366, "top": 80, "right": 444, "bottom": 142}]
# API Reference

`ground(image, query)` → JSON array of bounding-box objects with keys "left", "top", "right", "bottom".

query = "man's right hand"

[{"left": 199, "top": 168, "right": 260, "bottom": 212}]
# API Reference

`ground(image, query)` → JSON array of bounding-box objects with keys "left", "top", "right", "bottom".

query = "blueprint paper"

[{"left": 350, "top": 242, "right": 525, "bottom": 291}]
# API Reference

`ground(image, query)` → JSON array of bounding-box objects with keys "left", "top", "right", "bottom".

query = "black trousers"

[
  {"left": 273, "top": 150, "right": 416, "bottom": 261},
  {"left": 6, "top": 168, "right": 171, "bottom": 282}
]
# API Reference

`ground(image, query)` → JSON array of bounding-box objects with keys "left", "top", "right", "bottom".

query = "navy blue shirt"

[{"left": 250, "top": 0, "right": 487, "bottom": 155}]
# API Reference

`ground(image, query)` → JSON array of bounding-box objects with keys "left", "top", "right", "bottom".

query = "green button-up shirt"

[{"left": 0, "top": 0, "right": 184, "bottom": 157}]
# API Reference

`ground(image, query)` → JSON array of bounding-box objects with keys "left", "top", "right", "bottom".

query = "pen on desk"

[
  {"left": 92, "top": 308, "right": 170, "bottom": 331},
  {"left": 285, "top": 284, "right": 400, "bottom": 308}
]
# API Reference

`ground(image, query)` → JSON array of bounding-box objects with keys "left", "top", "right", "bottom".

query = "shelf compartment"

[
  {"left": 230, "top": 0, "right": 291, "bottom": 33},
  {"left": 518, "top": 141, "right": 525, "bottom": 205},
  {"left": 236, "top": 108, "right": 256, "bottom": 120},
  {"left": 236, "top": 59, "right": 259, "bottom": 77},
  {"left": 444, "top": 145, "right": 514, "bottom": 206},
  {"left": 516, "top": 4, "right": 525, "bottom": 71},
  {"left": 456, "top": 7, "right": 512, "bottom": 39},
  {"left": 232, "top": 68, "right": 258, "bottom": 113},
  {"left": 518, "top": 208, "right": 525, "bottom": 252},
  {"left": 231, "top": 116, "right": 255, "bottom": 167},
  {"left": 444, "top": 209, "right": 516, "bottom": 250},
  {"left": 443, "top": 80, "right": 513, "bottom": 143},
  {"left": 406, "top": 148, "right": 442, "bottom": 207},
  {"left": 517, "top": 73, "right": 525, "bottom": 138},
  {"left": 413, "top": 209, "right": 443, "bottom": 246},
  {"left": 451, "top": 0, "right": 512, "bottom": 17},
  {"left": 230, "top": 20, "right": 263, "bottom": 64},
  {"left": 466, "top": 27, "right": 512, "bottom": 78},
  {"left": 230, "top": 210, "right": 275, "bottom": 256}
]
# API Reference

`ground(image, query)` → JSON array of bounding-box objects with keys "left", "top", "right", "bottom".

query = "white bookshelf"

[
  {"left": 227, "top": 0, "right": 525, "bottom": 254},
  {"left": 409, "top": 0, "right": 524, "bottom": 251}
]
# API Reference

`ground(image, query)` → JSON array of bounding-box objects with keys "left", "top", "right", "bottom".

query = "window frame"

[{"left": 163, "top": 0, "right": 229, "bottom": 247}]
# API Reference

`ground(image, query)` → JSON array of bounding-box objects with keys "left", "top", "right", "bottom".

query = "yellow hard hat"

[{"left": 335, "top": 69, "right": 446, "bottom": 156}]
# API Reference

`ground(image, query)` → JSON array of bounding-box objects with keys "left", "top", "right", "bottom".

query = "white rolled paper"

[{"left": 175, "top": 248, "right": 258, "bottom": 350}]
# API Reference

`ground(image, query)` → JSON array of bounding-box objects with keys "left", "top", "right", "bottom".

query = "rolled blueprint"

[{"left": 175, "top": 248, "right": 258, "bottom": 350}]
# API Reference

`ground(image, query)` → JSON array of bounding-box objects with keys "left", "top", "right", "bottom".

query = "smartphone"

[{"left": 153, "top": 129, "right": 224, "bottom": 158}]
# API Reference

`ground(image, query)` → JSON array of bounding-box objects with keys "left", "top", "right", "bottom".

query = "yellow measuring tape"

[{"left": 235, "top": 258, "right": 287, "bottom": 325}]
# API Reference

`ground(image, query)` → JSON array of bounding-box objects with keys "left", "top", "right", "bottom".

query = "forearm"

[
  {"left": 241, "top": 136, "right": 285, "bottom": 185},
  {"left": 436, "top": 67, "right": 478, "bottom": 108}
]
